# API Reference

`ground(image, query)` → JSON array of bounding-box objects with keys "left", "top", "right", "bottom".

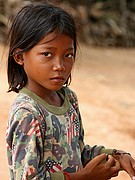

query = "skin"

[
  {"left": 15, "top": 32, "right": 75, "bottom": 106},
  {"left": 14, "top": 32, "right": 135, "bottom": 179},
  {"left": 68, "top": 154, "right": 120, "bottom": 180},
  {"left": 69, "top": 153, "right": 135, "bottom": 180},
  {"left": 113, "top": 153, "right": 135, "bottom": 179}
]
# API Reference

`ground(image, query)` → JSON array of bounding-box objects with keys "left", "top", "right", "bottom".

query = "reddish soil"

[{"left": 0, "top": 43, "right": 135, "bottom": 179}]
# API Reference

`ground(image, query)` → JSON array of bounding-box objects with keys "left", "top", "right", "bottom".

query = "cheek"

[
  {"left": 65, "top": 59, "right": 74, "bottom": 66},
  {"left": 66, "top": 61, "right": 74, "bottom": 71},
  {"left": 23, "top": 61, "right": 37, "bottom": 77}
]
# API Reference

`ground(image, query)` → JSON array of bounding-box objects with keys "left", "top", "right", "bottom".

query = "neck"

[{"left": 25, "top": 85, "right": 63, "bottom": 106}]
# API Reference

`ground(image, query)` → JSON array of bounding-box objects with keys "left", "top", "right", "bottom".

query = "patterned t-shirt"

[{"left": 6, "top": 87, "right": 113, "bottom": 180}]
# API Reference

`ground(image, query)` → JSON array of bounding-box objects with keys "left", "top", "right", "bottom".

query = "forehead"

[{"left": 38, "top": 32, "right": 74, "bottom": 47}]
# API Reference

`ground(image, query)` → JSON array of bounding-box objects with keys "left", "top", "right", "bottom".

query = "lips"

[{"left": 50, "top": 76, "right": 65, "bottom": 82}]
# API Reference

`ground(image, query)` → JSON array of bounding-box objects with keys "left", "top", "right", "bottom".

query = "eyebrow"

[
  {"left": 65, "top": 47, "right": 74, "bottom": 51},
  {"left": 39, "top": 46, "right": 74, "bottom": 51}
]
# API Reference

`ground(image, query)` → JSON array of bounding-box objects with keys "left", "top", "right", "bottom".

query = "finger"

[
  {"left": 91, "top": 153, "right": 107, "bottom": 165},
  {"left": 131, "top": 160, "right": 135, "bottom": 171},
  {"left": 111, "top": 172, "right": 119, "bottom": 178},
  {"left": 111, "top": 159, "right": 120, "bottom": 171},
  {"left": 107, "top": 170, "right": 119, "bottom": 180},
  {"left": 106, "top": 155, "right": 116, "bottom": 167},
  {"left": 110, "top": 159, "right": 120, "bottom": 177}
]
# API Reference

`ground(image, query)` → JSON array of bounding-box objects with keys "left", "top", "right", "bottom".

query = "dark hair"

[{"left": 7, "top": 2, "right": 77, "bottom": 93}]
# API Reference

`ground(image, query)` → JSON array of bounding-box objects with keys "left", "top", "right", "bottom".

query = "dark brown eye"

[
  {"left": 42, "top": 52, "right": 52, "bottom": 57},
  {"left": 65, "top": 53, "right": 74, "bottom": 58}
]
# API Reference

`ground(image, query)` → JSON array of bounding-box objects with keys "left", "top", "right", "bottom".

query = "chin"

[{"left": 49, "top": 86, "right": 63, "bottom": 91}]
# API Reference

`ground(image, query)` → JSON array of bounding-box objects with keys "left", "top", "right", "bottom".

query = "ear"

[{"left": 13, "top": 48, "right": 24, "bottom": 65}]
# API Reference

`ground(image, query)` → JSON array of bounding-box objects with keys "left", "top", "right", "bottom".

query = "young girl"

[{"left": 6, "top": 2, "right": 135, "bottom": 180}]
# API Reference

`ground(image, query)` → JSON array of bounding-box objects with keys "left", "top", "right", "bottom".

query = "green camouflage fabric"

[{"left": 6, "top": 87, "right": 111, "bottom": 180}]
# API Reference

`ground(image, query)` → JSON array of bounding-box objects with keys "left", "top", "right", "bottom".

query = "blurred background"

[
  {"left": 0, "top": 0, "right": 135, "bottom": 179},
  {"left": 0, "top": 0, "right": 135, "bottom": 46}
]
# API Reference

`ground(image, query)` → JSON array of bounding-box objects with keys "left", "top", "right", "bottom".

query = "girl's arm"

[
  {"left": 67, "top": 153, "right": 120, "bottom": 180},
  {"left": 6, "top": 108, "right": 65, "bottom": 180},
  {"left": 78, "top": 116, "right": 135, "bottom": 179},
  {"left": 78, "top": 111, "right": 114, "bottom": 167},
  {"left": 6, "top": 108, "right": 120, "bottom": 180}
]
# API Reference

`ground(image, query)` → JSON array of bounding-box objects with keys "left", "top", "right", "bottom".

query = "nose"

[{"left": 53, "top": 57, "right": 65, "bottom": 71}]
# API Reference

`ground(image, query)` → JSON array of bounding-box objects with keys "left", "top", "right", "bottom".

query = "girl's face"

[{"left": 18, "top": 33, "right": 75, "bottom": 95}]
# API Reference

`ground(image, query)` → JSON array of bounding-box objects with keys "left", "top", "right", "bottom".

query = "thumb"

[{"left": 91, "top": 153, "right": 107, "bottom": 165}]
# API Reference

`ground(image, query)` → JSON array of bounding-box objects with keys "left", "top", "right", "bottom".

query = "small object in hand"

[{"left": 106, "top": 154, "right": 108, "bottom": 161}]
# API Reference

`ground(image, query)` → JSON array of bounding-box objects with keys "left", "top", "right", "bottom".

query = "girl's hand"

[
  {"left": 115, "top": 153, "right": 135, "bottom": 179},
  {"left": 82, "top": 153, "right": 120, "bottom": 180}
]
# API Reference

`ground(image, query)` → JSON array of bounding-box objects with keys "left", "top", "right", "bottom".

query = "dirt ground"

[{"left": 0, "top": 43, "right": 135, "bottom": 179}]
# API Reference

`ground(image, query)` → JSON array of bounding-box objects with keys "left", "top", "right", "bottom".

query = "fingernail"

[{"left": 132, "top": 176, "right": 135, "bottom": 180}]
